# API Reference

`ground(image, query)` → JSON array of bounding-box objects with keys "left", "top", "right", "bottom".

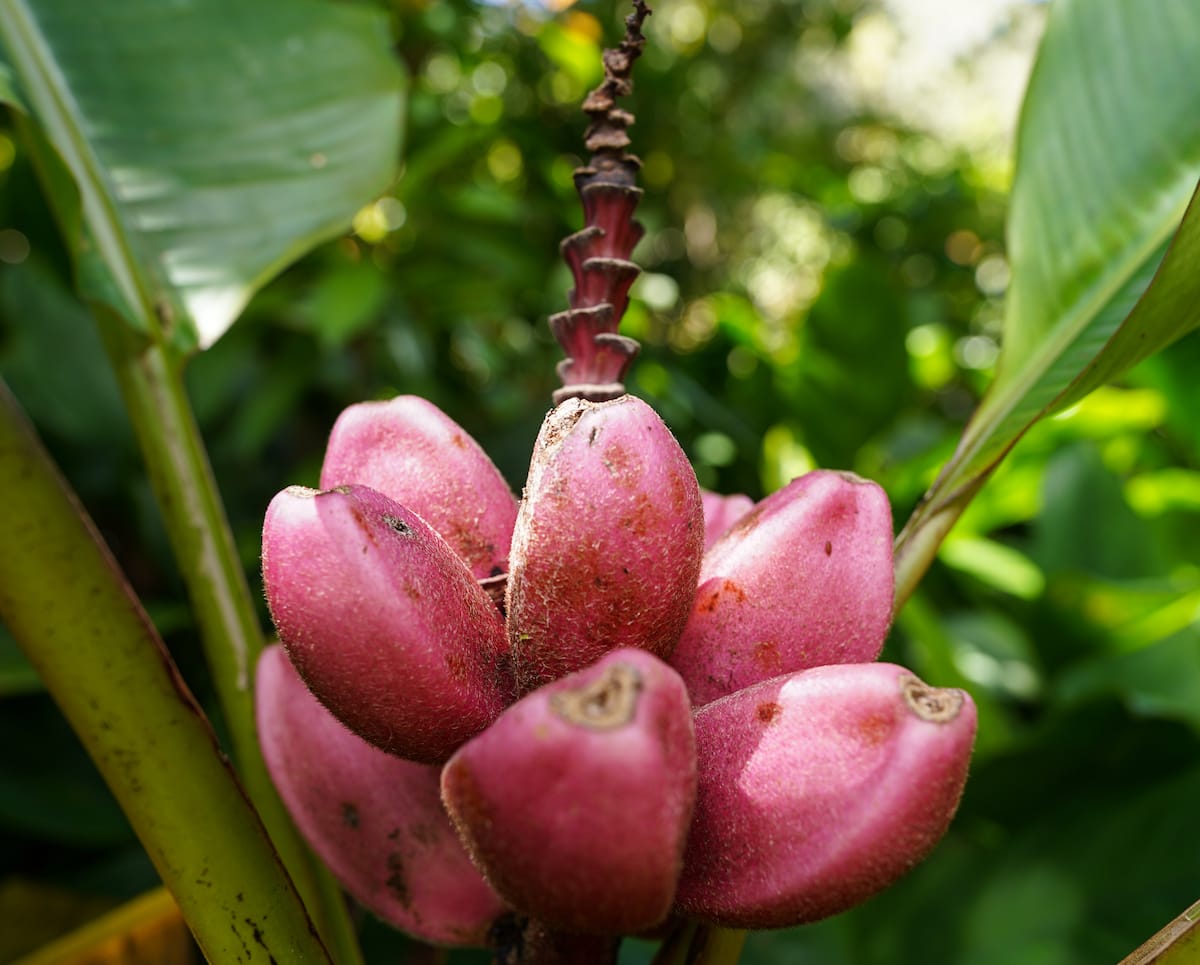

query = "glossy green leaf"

[
  {"left": 0, "top": 0, "right": 404, "bottom": 350},
  {"left": 962, "top": 0, "right": 1200, "bottom": 478},
  {"left": 895, "top": 0, "right": 1200, "bottom": 606},
  {"left": 1052, "top": 186, "right": 1200, "bottom": 413}
]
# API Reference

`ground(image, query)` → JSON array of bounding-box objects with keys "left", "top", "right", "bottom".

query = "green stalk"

[
  {"left": 0, "top": 379, "right": 331, "bottom": 964},
  {"left": 94, "top": 314, "right": 262, "bottom": 772},
  {"left": 651, "top": 922, "right": 698, "bottom": 965},
  {"left": 0, "top": 7, "right": 364, "bottom": 953},
  {"left": 651, "top": 924, "right": 746, "bottom": 965},
  {"left": 685, "top": 927, "right": 748, "bottom": 965},
  {"left": 892, "top": 473, "right": 988, "bottom": 615},
  {"left": 1118, "top": 897, "right": 1200, "bottom": 965},
  {"left": 93, "top": 313, "right": 365, "bottom": 965}
]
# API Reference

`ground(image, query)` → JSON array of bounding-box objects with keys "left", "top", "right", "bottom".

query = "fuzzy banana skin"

[
  {"left": 675, "top": 662, "right": 976, "bottom": 928},
  {"left": 699, "top": 490, "right": 754, "bottom": 550},
  {"left": 441, "top": 649, "right": 697, "bottom": 934},
  {"left": 319, "top": 395, "right": 518, "bottom": 580},
  {"left": 256, "top": 646, "right": 506, "bottom": 946},
  {"left": 672, "top": 470, "right": 895, "bottom": 706},
  {"left": 506, "top": 396, "right": 704, "bottom": 693},
  {"left": 262, "top": 484, "right": 513, "bottom": 764}
]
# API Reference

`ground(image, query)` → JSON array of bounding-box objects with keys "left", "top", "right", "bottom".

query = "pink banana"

[
  {"left": 319, "top": 395, "right": 518, "bottom": 580},
  {"left": 441, "top": 649, "right": 697, "bottom": 934},
  {"left": 675, "top": 662, "right": 976, "bottom": 928},
  {"left": 672, "top": 470, "right": 894, "bottom": 705},
  {"left": 506, "top": 396, "right": 704, "bottom": 693},
  {"left": 256, "top": 645, "right": 506, "bottom": 946},
  {"left": 699, "top": 489, "right": 754, "bottom": 550},
  {"left": 262, "top": 483, "right": 512, "bottom": 764}
]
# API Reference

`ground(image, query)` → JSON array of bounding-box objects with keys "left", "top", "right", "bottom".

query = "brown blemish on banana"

[
  {"left": 540, "top": 401, "right": 590, "bottom": 451},
  {"left": 901, "top": 674, "right": 964, "bottom": 723},
  {"left": 756, "top": 701, "right": 782, "bottom": 724},
  {"left": 381, "top": 513, "right": 413, "bottom": 536},
  {"left": 856, "top": 710, "right": 895, "bottom": 745},
  {"left": 697, "top": 579, "right": 747, "bottom": 615},
  {"left": 385, "top": 853, "right": 411, "bottom": 907},
  {"left": 551, "top": 663, "right": 642, "bottom": 729},
  {"left": 751, "top": 640, "right": 781, "bottom": 673}
]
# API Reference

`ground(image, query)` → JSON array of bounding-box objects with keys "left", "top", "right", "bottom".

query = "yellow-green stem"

[
  {"left": 94, "top": 313, "right": 364, "bottom": 965},
  {"left": 892, "top": 473, "right": 988, "bottom": 616},
  {"left": 652, "top": 924, "right": 747, "bottom": 965},
  {"left": 0, "top": 379, "right": 331, "bottom": 964},
  {"left": 1118, "top": 897, "right": 1200, "bottom": 965},
  {"left": 1, "top": 12, "right": 363, "bottom": 953}
]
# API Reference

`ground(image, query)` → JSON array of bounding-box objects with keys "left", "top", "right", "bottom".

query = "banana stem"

[
  {"left": 0, "top": 378, "right": 332, "bottom": 964},
  {"left": 93, "top": 312, "right": 365, "bottom": 965},
  {"left": 650, "top": 924, "right": 746, "bottom": 965}
]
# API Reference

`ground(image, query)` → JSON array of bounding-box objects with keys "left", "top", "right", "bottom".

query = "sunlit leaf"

[
  {"left": 939, "top": 536, "right": 1046, "bottom": 600},
  {"left": 0, "top": 0, "right": 405, "bottom": 350},
  {"left": 896, "top": 0, "right": 1200, "bottom": 603},
  {"left": 959, "top": 0, "right": 1200, "bottom": 478}
]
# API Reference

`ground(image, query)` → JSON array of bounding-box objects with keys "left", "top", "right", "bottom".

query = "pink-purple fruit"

[
  {"left": 506, "top": 396, "right": 704, "bottom": 693},
  {"left": 699, "top": 489, "right": 754, "bottom": 550},
  {"left": 441, "top": 649, "right": 697, "bottom": 934},
  {"left": 672, "top": 470, "right": 895, "bottom": 706},
  {"left": 262, "top": 484, "right": 512, "bottom": 764},
  {"left": 675, "top": 662, "right": 977, "bottom": 928},
  {"left": 255, "top": 645, "right": 506, "bottom": 946},
  {"left": 319, "top": 395, "right": 518, "bottom": 580}
]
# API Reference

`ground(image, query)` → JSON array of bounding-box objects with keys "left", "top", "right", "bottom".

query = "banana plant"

[{"left": 0, "top": 0, "right": 1198, "bottom": 963}]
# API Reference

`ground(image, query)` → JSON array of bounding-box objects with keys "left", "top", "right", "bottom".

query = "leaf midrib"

[
  {"left": 942, "top": 186, "right": 1191, "bottom": 495},
  {"left": 0, "top": 1, "right": 157, "bottom": 330}
]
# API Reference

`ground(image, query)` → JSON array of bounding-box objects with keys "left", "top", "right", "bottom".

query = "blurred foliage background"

[{"left": 2, "top": 0, "right": 1199, "bottom": 962}]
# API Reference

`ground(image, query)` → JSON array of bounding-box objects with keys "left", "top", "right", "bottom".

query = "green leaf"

[
  {"left": 0, "top": 0, "right": 405, "bottom": 350},
  {"left": 0, "top": 58, "right": 20, "bottom": 106},
  {"left": 784, "top": 258, "right": 912, "bottom": 468},
  {"left": 1031, "top": 444, "right": 1164, "bottom": 581},
  {"left": 962, "top": 0, "right": 1200, "bottom": 478},
  {"left": 1057, "top": 629, "right": 1200, "bottom": 733},
  {"left": 1052, "top": 185, "right": 1200, "bottom": 413},
  {"left": 895, "top": 1, "right": 1200, "bottom": 606},
  {"left": 0, "top": 257, "right": 131, "bottom": 449}
]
